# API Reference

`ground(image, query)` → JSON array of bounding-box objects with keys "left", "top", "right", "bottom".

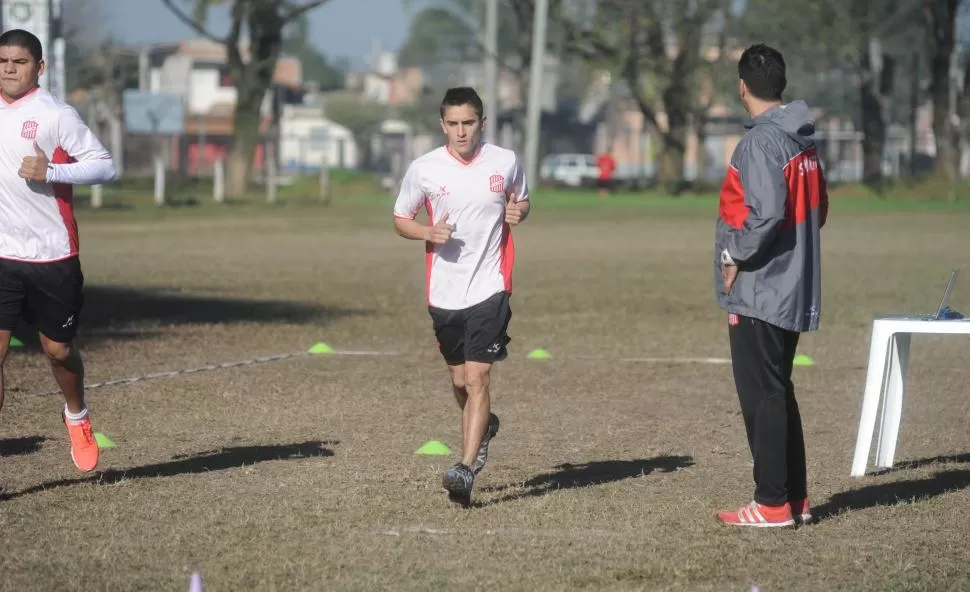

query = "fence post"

[
  {"left": 213, "top": 158, "right": 225, "bottom": 203},
  {"left": 153, "top": 153, "right": 165, "bottom": 207},
  {"left": 266, "top": 141, "right": 277, "bottom": 204}
]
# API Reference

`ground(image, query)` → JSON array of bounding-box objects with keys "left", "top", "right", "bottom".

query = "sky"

[{"left": 97, "top": 0, "right": 419, "bottom": 70}]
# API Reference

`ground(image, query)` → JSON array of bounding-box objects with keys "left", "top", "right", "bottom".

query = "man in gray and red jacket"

[{"left": 713, "top": 43, "right": 829, "bottom": 528}]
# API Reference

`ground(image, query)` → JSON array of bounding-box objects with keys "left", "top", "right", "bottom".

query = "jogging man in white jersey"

[
  {"left": 0, "top": 30, "right": 116, "bottom": 473},
  {"left": 393, "top": 87, "right": 530, "bottom": 506}
]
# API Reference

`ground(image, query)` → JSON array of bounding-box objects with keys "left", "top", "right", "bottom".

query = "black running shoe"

[{"left": 442, "top": 462, "right": 475, "bottom": 507}]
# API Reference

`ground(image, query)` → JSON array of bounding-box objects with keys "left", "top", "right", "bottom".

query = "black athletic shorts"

[
  {"left": 0, "top": 256, "right": 84, "bottom": 343},
  {"left": 428, "top": 290, "right": 512, "bottom": 366}
]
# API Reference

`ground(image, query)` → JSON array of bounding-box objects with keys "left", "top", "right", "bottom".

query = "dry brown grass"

[{"left": 1, "top": 199, "right": 970, "bottom": 591}]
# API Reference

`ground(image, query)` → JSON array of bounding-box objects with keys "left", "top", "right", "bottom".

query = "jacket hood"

[{"left": 745, "top": 100, "right": 815, "bottom": 137}]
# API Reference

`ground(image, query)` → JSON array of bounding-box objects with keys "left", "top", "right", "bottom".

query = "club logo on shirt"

[
  {"left": 728, "top": 313, "right": 739, "bottom": 327},
  {"left": 21, "top": 120, "right": 38, "bottom": 140},
  {"left": 489, "top": 173, "right": 505, "bottom": 193}
]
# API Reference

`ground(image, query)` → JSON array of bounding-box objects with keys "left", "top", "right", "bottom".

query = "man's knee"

[
  {"left": 42, "top": 340, "right": 75, "bottom": 366},
  {"left": 448, "top": 365, "right": 467, "bottom": 391},
  {"left": 0, "top": 331, "right": 13, "bottom": 364},
  {"left": 464, "top": 363, "right": 491, "bottom": 393}
]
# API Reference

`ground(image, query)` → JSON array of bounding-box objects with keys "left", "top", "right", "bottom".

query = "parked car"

[
  {"left": 540, "top": 153, "right": 655, "bottom": 190},
  {"left": 539, "top": 153, "right": 599, "bottom": 187}
]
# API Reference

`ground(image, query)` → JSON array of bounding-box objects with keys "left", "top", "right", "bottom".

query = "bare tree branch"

[
  {"left": 281, "top": 0, "right": 331, "bottom": 22},
  {"left": 159, "top": 0, "right": 228, "bottom": 44},
  {"left": 827, "top": 0, "right": 923, "bottom": 65},
  {"left": 225, "top": 0, "right": 247, "bottom": 74},
  {"left": 622, "top": 4, "right": 662, "bottom": 135},
  {"left": 699, "top": 2, "right": 731, "bottom": 114},
  {"left": 639, "top": 2, "right": 669, "bottom": 79},
  {"left": 509, "top": 0, "right": 534, "bottom": 70},
  {"left": 624, "top": 59, "right": 662, "bottom": 133},
  {"left": 562, "top": 26, "right": 619, "bottom": 62}
]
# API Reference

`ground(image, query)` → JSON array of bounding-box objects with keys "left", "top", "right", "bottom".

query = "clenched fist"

[
  {"left": 505, "top": 193, "right": 523, "bottom": 225},
  {"left": 427, "top": 212, "right": 454, "bottom": 244}
]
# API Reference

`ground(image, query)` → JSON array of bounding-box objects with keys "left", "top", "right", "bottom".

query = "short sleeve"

[
  {"left": 393, "top": 163, "right": 425, "bottom": 219},
  {"left": 56, "top": 105, "right": 112, "bottom": 161},
  {"left": 508, "top": 156, "right": 529, "bottom": 202}
]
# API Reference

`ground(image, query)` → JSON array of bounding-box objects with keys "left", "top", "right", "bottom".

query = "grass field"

[{"left": 1, "top": 188, "right": 970, "bottom": 591}]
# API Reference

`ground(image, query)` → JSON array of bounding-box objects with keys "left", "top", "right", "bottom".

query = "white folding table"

[{"left": 850, "top": 315, "right": 970, "bottom": 477}]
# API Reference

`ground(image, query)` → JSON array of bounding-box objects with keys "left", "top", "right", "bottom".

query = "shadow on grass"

[
  {"left": 814, "top": 466, "right": 970, "bottom": 523},
  {"left": 8, "top": 284, "right": 367, "bottom": 351},
  {"left": 476, "top": 455, "right": 694, "bottom": 507},
  {"left": 0, "top": 440, "right": 336, "bottom": 501},
  {"left": 868, "top": 452, "right": 970, "bottom": 475},
  {"left": 0, "top": 436, "right": 47, "bottom": 457}
]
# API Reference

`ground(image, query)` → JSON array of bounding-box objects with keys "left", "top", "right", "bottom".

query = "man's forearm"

[
  {"left": 394, "top": 217, "right": 431, "bottom": 241},
  {"left": 722, "top": 218, "right": 782, "bottom": 265},
  {"left": 47, "top": 159, "right": 116, "bottom": 185}
]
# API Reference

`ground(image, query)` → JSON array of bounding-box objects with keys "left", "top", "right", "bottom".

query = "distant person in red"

[{"left": 596, "top": 152, "right": 615, "bottom": 197}]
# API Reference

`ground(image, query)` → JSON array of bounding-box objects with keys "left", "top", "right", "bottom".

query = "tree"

[
  {"left": 924, "top": 0, "right": 963, "bottom": 181},
  {"left": 400, "top": 0, "right": 736, "bottom": 185},
  {"left": 742, "top": 0, "right": 925, "bottom": 186},
  {"left": 399, "top": 0, "right": 583, "bottom": 150},
  {"left": 283, "top": 14, "right": 345, "bottom": 91},
  {"left": 565, "top": 0, "right": 736, "bottom": 189},
  {"left": 161, "top": 0, "right": 332, "bottom": 199},
  {"left": 63, "top": 0, "right": 107, "bottom": 92},
  {"left": 323, "top": 92, "right": 387, "bottom": 169},
  {"left": 397, "top": 5, "right": 482, "bottom": 67},
  {"left": 61, "top": 0, "right": 135, "bottom": 177}
]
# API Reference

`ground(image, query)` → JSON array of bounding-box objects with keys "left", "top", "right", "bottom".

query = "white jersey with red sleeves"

[
  {"left": 0, "top": 88, "right": 114, "bottom": 262},
  {"left": 394, "top": 142, "right": 529, "bottom": 310}
]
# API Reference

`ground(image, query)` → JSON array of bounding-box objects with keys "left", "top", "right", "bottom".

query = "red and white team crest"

[
  {"left": 489, "top": 173, "right": 505, "bottom": 193},
  {"left": 728, "top": 313, "right": 739, "bottom": 327},
  {"left": 21, "top": 120, "right": 38, "bottom": 140}
]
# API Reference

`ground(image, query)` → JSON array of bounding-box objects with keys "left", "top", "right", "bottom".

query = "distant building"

[{"left": 120, "top": 38, "right": 346, "bottom": 176}]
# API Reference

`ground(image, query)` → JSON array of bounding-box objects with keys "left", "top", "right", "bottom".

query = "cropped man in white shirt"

[
  {"left": 393, "top": 87, "right": 530, "bottom": 506},
  {"left": 0, "top": 30, "right": 116, "bottom": 473}
]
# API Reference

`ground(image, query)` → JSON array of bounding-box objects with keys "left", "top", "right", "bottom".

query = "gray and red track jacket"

[{"left": 714, "top": 100, "right": 829, "bottom": 333}]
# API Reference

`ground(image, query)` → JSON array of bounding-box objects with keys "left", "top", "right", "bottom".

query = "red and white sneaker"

[
  {"left": 790, "top": 498, "right": 812, "bottom": 524},
  {"left": 717, "top": 500, "right": 795, "bottom": 528}
]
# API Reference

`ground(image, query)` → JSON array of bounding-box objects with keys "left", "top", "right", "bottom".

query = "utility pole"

[
  {"left": 484, "top": 0, "right": 499, "bottom": 144},
  {"left": 524, "top": 0, "right": 549, "bottom": 187}
]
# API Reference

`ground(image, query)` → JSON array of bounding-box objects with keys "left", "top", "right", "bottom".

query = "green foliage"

[
  {"left": 283, "top": 15, "right": 345, "bottom": 90},
  {"left": 395, "top": 94, "right": 445, "bottom": 132},
  {"left": 739, "top": 0, "right": 925, "bottom": 122},
  {"left": 397, "top": 6, "right": 480, "bottom": 67},
  {"left": 324, "top": 93, "right": 388, "bottom": 135}
]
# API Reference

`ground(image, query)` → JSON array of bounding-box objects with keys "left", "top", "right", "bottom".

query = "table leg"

[
  {"left": 875, "top": 332, "right": 911, "bottom": 469},
  {"left": 851, "top": 325, "right": 892, "bottom": 477}
]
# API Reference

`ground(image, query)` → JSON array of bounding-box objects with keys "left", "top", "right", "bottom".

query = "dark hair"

[
  {"left": 738, "top": 44, "right": 785, "bottom": 101},
  {"left": 439, "top": 87, "right": 484, "bottom": 119},
  {"left": 0, "top": 29, "right": 42, "bottom": 62}
]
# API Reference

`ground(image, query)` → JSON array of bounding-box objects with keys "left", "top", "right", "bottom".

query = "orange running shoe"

[
  {"left": 717, "top": 500, "right": 795, "bottom": 528},
  {"left": 63, "top": 411, "right": 99, "bottom": 472},
  {"left": 790, "top": 498, "right": 813, "bottom": 524}
]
